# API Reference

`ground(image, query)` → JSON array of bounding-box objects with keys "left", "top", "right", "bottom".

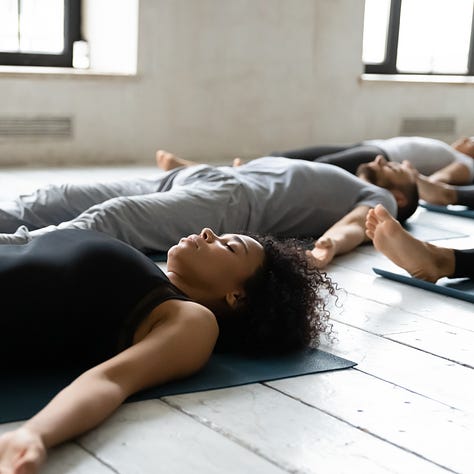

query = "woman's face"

[{"left": 167, "top": 228, "right": 264, "bottom": 301}]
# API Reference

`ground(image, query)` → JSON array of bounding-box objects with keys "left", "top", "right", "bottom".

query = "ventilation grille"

[
  {"left": 400, "top": 117, "right": 456, "bottom": 135},
  {"left": 0, "top": 117, "right": 72, "bottom": 137}
]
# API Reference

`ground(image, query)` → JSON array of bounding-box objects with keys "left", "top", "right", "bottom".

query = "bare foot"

[
  {"left": 233, "top": 157, "right": 243, "bottom": 167},
  {"left": 415, "top": 175, "right": 457, "bottom": 205},
  {"left": 365, "top": 204, "right": 455, "bottom": 282},
  {"left": 155, "top": 150, "right": 199, "bottom": 171}
]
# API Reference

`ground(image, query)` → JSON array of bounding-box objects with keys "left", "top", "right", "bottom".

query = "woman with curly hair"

[{"left": 0, "top": 226, "right": 334, "bottom": 474}]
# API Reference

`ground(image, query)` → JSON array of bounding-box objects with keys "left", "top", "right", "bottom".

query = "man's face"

[{"left": 357, "top": 155, "right": 416, "bottom": 190}]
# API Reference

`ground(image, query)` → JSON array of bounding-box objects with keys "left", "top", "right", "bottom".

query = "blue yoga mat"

[
  {"left": 373, "top": 267, "right": 474, "bottom": 304},
  {"left": 0, "top": 349, "right": 355, "bottom": 423},
  {"left": 420, "top": 202, "right": 474, "bottom": 219}
]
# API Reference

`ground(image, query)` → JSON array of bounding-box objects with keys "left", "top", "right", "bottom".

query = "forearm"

[
  {"left": 309, "top": 206, "right": 370, "bottom": 268},
  {"left": 23, "top": 370, "right": 126, "bottom": 449},
  {"left": 428, "top": 162, "right": 472, "bottom": 185},
  {"left": 318, "top": 222, "right": 367, "bottom": 256}
]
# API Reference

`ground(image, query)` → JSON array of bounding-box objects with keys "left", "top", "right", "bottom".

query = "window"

[
  {"left": 0, "top": 0, "right": 81, "bottom": 67},
  {"left": 363, "top": 0, "right": 474, "bottom": 75}
]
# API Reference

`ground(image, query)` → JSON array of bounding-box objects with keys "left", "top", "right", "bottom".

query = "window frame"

[
  {"left": 0, "top": 0, "right": 81, "bottom": 68},
  {"left": 364, "top": 0, "right": 474, "bottom": 76}
]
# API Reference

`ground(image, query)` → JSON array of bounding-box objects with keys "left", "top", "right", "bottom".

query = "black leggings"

[
  {"left": 453, "top": 249, "right": 474, "bottom": 279},
  {"left": 270, "top": 144, "right": 388, "bottom": 176},
  {"left": 455, "top": 185, "right": 474, "bottom": 208}
]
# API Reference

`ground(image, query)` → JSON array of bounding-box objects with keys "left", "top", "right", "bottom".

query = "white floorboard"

[
  {"left": 268, "top": 370, "right": 473, "bottom": 473},
  {"left": 165, "top": 384, "right": 449, "bottom": 474},
  {"left": 79, "top": 400, "right": 285, "bottom": 474},
  {"left": 1, "top": 165, "right": 472, "bottom": 474}
]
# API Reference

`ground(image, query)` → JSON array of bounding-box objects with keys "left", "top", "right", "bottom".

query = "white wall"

[
  {"left": 0, "top": 0, "right": 473, "bottom": 166},
  {"left": 82, "top": 0, "right": 138, "bottom": 73}
]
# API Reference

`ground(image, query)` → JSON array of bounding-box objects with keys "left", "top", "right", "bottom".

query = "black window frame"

[
  {"left": 0, "top": 0, "right": 81, "bottom": 67},
  {"left": 364, "top": 0, "right": 474, "bottom": 76}
]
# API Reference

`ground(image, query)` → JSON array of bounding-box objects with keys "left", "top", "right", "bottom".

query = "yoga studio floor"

[{"left": 1, "top": 165, "right": 473, "bottom": 474}]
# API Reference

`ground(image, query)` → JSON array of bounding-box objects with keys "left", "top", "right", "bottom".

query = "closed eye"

[{"left": 220, "top": 234, "right": 249, "bottom": 254}]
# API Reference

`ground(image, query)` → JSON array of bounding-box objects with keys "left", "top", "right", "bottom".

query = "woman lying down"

[{"left": 0, "top": 226, "right": 335, "bottom": 474}]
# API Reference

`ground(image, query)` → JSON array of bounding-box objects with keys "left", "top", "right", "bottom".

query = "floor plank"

[
  {"left": 78, "top": 400, "right": 285, "bottom": 474},
  {"left": 320, "top": 322, "right": 474, "bottom": 412},
  {"left": 0, "top": 422, "right": 114, "bottom": 474},
  {"left": 268, "top": 369, "right": 472, "bottom": 474},
  {"left": 387, "top": 326, "right": 474, "bottom": 368},
  {"left": 329, "top": 292, "right": 474, "bottom": 367},
  {"left": 326, "top": 265, "right": 474, "bottom": 331},
  {"left": 165, "top": 384, "right": 451, "bottom": 474}
]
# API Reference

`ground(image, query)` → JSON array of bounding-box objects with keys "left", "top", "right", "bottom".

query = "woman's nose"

[
  {"left": 200, "top": 227, "right": 217, "bottom": 242},
  {"left": 374, "top": 155, "right": 387, "bottom": 166}
]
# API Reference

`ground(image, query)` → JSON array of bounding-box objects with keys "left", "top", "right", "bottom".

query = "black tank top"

[{"left": 0, "top": 229, "right": 190, "bottom": 369}]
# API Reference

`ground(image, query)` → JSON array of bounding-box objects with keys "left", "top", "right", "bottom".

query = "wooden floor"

[{"left": 1, "top": 165, "right": 473, "bottom": 474}]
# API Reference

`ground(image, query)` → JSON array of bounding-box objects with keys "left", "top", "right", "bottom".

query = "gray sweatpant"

[{"left": 0, "top": 167, "right": 251, "bottom": 252}]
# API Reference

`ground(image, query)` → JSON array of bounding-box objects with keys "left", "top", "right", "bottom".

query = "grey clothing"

[
  {"left": 363, "top": 137, "right": 474, "bottom": 180},
  {"left": 0, "top": 157, "right": 397, "bottom": 251}
]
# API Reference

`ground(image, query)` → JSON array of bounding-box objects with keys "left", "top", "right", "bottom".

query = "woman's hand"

[{"left": 0, "top": 428, "right": 46, "bottom": 474}]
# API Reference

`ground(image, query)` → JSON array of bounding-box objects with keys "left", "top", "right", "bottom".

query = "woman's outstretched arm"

[{"left": 0, "top": 300, "right": 218, "bottom": 474}]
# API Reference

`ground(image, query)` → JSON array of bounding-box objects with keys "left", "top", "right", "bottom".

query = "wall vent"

[
  {"left": 400, "top": 117, "right": 456, "bottom": 135},
  {"left": 0, "top": 117, "right": 72, "bottom": 138}
]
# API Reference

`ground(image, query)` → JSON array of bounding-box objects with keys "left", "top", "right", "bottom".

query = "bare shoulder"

[
  {"left": 95, "top": 300, "right": 219, "bottom": 397},
  {"left": 146, "top": 299, "right": 220, "bottom": 362},
  {"left": 153, "top": 299, "right": 219, "bottom": 336},
  {"left": 133, "top": 298, "right": 219, "bottom": 345}
]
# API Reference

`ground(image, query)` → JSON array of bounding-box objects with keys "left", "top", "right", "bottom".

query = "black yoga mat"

[
  {"left": 0, "top": 349, "right": 355, "bottom": 423},
  {"left": 146, "top": 251, "right": 168, "bottom": 262},
  {"left": 420, "top": 202, "right": 474, "bottom": 219},
  {"left": 373, "top": 267, "right": 474, "bottom": 304}
]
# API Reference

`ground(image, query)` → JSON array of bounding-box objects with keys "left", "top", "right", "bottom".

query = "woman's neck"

[{"left": 166, "top": 271, "right": 216, "bottom": 310}]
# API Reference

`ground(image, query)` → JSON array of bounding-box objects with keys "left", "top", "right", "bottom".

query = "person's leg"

[
  {"left": 452, "top": 249, "right": 474, "bottom": 279},
  {"left": 269, "top": 145, "right": 351, "bottom": 160},
  {"left": 0, "top": 178, "right": 162, "bottom": 233},
  {"left": 3, "top": 173, "right": 250, "bottom": 252},
  {"left": 270, "top": 145, "right": 386, "bottom": 175},
  {"left": 454, "top": 185, "right": 474, "bottom": 208},
  {"left": 365, "top": 204, "right": 456, "bottom": 282}
]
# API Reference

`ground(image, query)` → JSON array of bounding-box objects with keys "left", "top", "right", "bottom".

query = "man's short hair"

[
  {"left": 396, "top": 182, "right": 419, "bottom": 222},
  {"left": 356, "top": 163, "right": 418, "bottom": 222}
]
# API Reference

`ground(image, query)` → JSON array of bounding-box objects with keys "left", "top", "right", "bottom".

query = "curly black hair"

[{"left": 213, "top": 235, "right": 336, "bottom": 356}]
